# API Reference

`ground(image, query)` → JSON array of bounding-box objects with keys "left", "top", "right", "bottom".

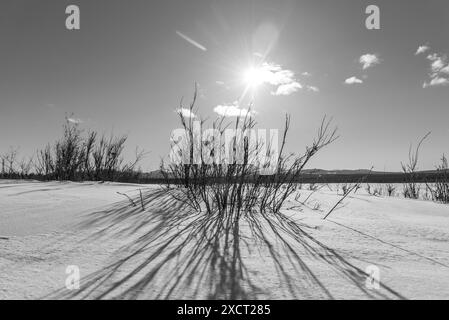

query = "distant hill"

[
  {"left": 302, "top": 169, "right": 386, "bottom": 175},
  {"left": 142, "top": 168, "right": 449, "bottom": 184},
  {"left": 147, "top": 168, "right": 448, "bottom": 176}
]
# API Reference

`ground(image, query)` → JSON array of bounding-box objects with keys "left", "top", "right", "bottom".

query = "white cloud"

[
  {"left": 214, "top": 103, "right": 254, "bottom": 118},
  {"left": 176, "top": 108, "right": 196, "bottom": 118},
  {"left": 359, "top": 54, "right": 381, "bottom": 69},
  {"left": 427, "top": 53, "right": 438, "bottom": 61},
  {"left": 272, "top": 82, "right": 302, "bottom": 96},
  {"left": 306, "top": 85, "right": 319, "bottom": 92},
  {"left": 423, "top": 77, "right": 449, "bottom": 88},
  {"left": 245, "top": 62, "right": 307, "bottom": 96},
  {"left": 344, "top": 76, "right": 363, "bottom": 85},
  {"left": 242, "top": 60, "right": 318, "bottom": 98},
  {"left": 258, "top": 62, "right": 296, "bottom": 86},
  {"left": 439, "top": 65, "right": 449, "bottom": 75},
  {"left": 426, "top": 53, "right": 447, "bottom": 71},
  {"left": 415, "top": 45, "right": 430, "bottom": 55},
  {"left": 430, "top": 56, "right": 446, "bottom": 72},
  {"left": 420, "top": 51, "right": 449, "bottom": 87},
  {"left": 431, "top": 60, "right": 444, "bottom": 72},
  {"left": 215, "top": 80, "right": 225, "bottom": 85}
]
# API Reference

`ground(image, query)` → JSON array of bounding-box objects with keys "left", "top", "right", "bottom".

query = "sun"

[
  {"left": 243, "top": 66, "right": 265, "bottom": 88},
  {"left": 240, "top": 63, "right": 273, "bottom": 102}
]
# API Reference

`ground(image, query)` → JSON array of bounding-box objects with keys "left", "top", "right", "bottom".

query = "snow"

[{"left": 0, "top": 180, "right": 448, "bottom": 299}]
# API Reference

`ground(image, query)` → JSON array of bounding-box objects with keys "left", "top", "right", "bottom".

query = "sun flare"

[{"left": 243, "top": 66, "right": 265, "bottom": 88}]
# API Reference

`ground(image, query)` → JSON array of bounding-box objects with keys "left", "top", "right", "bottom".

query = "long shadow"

[
  {"left": 328, "top": 219, "right": 449, "bottom": 269},
  {"left": 8, "top": 181, "right": 98, "bottom": 196},
  {"left": 47, "top": 187, "right": 406, "bottom": 300}
]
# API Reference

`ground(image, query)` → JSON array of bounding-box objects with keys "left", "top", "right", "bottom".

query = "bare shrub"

[
  {"left": 149, "top": 89, "right": 338, "bottom": 298},
  {"left": 92, "top": 133, "right": 128, "bottom": 181},
  {"left": 162, "top": 89, "right": 337, "bottom": 217},
  {"left": 53, "top": 120, "right": 85, "bottom": 180},
  {"left": 341, "top": 184, "right": 349, "bottom": 195},
  {"left": 365, "top": 183, "right": 372, "bottom": 195},
  {"left": 423, "top": 184, "right": 432, "bottom": 201},
  {"left": 386, "top": 184, "right": 396, "bottom": 197},
  {"left": 1, "top": 147, "right": 19, "bottom": 177},
  {"left": 117, "top": 147, "right": 147, "bottom": 182},
  {"left": 427, "top": 155, "right": 449, "bottom": 203},
  {"left": 33, "top": 117, "right": 145, "bottom": 182},
  {"left": 308, "top": 182, "right": 318, "bottom": 191},
  {"left": 35, "top": 144, "right": 54, "bottom": 178},
  {"left": 372, "top": 185, "right": 382, "bottom": 197},
  {"left": 1, "top": 149, "right": 33, "bottom": 179},
  {"left": 18, "top": 156, "right": 34, "bottom": 178},
  {"left": 81, "top": 131, "right": 97, "bottom": 179},
  {"left": 341, "top": 183, "right": 361, "bottom": 196},
  {"left": 401, "top": 132, "right": 430, "bottom": 199}
]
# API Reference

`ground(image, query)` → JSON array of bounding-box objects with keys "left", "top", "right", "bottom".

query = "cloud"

[
  {"left": 175, "top": 31, "right": 207, "bottom": 51},
  {"left": 423, "top": 77, "right": 449, "bottom": 88},
  {"left": 272, "top": 82, "right": 302, "bottom": 96},
  {"left": 426, "top": 53, "right": 438, "bottom": 61},
  {"left": 415, "top": 45, "right": 430, "bottom": 55},
  {"left": 306, "top": 85, "right": 319, "bottom": 92},
  {"left": 176, "top": 108, "right": 196, "bottom": 118},
  {"left": 419, "top": 49, "right": 449, "bottom": 87},
  {"left": 431, "top": 59, "right": 444, "bottom": 72},
  {"left": 214, "top": 103, "right": 254, "bottom": 118},
  {"left": 67, "top": 117, "right": 83, "bottom": 124},
  {"left": 301, "top": 72, "right": 311, "bottom": 77},
  {"left": 344, "top": 76, "right": 363, "bottom": 85},
  {"left": 427, "top": 54, "right": 447, "bottom": 73},
  {"left": 249, "top": 62, "right": 306, "bottom": 96},
  {"left": 258, "top": 62, "right": 296, "bottom": 86},
  {"left": 215, "top": 80, "right": 225, "bottom": 85},
  {"left": 359, "top": 54, "right": 381, "bottom": 69},
  {"left": 439, "top": 65, "right": 449, "bottom": 75},
  {"left": 242, "top": 60, "right": 317, "bottom": 97}
]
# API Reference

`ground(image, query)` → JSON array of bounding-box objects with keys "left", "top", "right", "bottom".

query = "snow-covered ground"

[{"left": 0, "top": 180, "right": 448, "bottom": 299}]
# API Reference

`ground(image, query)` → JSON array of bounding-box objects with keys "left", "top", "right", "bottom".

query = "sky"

[{"left": 0, "top": 0, "right": 449, "bottom": 172}]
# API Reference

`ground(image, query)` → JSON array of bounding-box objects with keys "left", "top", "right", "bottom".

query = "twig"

[
  {"left": 117, "top": 191, "right": 137, "bottom": 207},
  {"left": 139, "top": 189, "right": 145, "bottom": 211},
  {"left": 322, "top": 184, "right": 357, "bottom": 220},
  {"left": 323, "top": 167, "right": 374, "bottom": 220}
]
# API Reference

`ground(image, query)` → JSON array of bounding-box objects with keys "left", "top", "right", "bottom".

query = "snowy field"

[{"left": 0, "top": 179, "right": 448, "bottom": 299}]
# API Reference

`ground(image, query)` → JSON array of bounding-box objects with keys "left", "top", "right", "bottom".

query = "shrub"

[
  {"left": 401, "top": 132, "right": 430, "bottom": 199},
  {"left": 162, "top": 89, "right": 337, "bottom": 216},
  {"left": 427, "top": 155, "right": 449, "bottom": 203},
  {"left": 1, "top": 147, "right": 19, "bottom": 178},
  {"left": 386, "top": 184, "right": 396, "bottom": 196},
  {"left": 32, "top": 117, "right": 145, "bottom": 182}
]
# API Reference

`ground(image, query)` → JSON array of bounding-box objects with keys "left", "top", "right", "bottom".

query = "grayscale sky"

[{"left": 1, "top": 0, "right": 449, "bottom": 171}]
